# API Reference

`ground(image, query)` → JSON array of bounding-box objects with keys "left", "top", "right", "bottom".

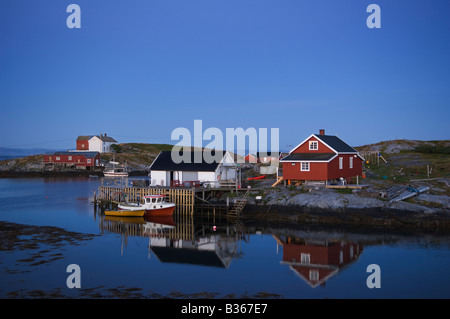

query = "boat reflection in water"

[
  {"left": 99, "top": 206, "right": 247, "bottom": 267},
  {"left": 275, "top": 234, "right": 363, "bottom": 287}
]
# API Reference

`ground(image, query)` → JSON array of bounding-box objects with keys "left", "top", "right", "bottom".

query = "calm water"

[{"left": 0, "top": 177, "right": 449, "bottom": 299}]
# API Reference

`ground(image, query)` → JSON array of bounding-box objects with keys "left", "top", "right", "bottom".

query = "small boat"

[
  {"left": 118, "top": 195, "right": 176, "bottom": 216},
  {"left": 247, "top": 175, "right": 266, "bottom": 181},
  {"left": 103, "top": 160, "right": 128, "bottom": 177},
  {"left": 104, "top": 209, "right": 146, "bottom": 217},
  {"left": 389, "top": 185, "right": 430, "bottom": 203}
]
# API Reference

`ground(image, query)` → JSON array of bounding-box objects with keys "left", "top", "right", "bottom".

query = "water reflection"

[
  {"left": 98, "top": 205, "right": 366, "bottom": 288},
  {"left": 275, "top": 235, "right": 362, "bottom": 287},
  {"left": 98, "top": 206, "right": 248, "bottom": 268}
]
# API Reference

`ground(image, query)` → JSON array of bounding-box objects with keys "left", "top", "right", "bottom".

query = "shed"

[{"left": 149, "top": 150, "right": 236, "bottom": 188}]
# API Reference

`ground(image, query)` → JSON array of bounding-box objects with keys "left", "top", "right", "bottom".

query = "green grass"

[
  {"left": 336, "top": 187, "right": 353, "bottom": 194},
  {"left": 364, "top": 150, "right": 450, "bottom": 182}
]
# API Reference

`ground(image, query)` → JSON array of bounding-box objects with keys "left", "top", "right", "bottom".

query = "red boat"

[
  {"left": 118, "top": 195, "right": 176, "bottom": 216},
  {"left": 246, "top": 175, "right": 266, "bottom": 181}
]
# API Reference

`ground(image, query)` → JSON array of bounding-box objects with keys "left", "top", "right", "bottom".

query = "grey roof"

[
  {"left": 150, "top": 150, "right": 226, "bottom": 172},
  {"left": 76, "top": 135, "right": 117, "bottom": 143},
  {"left": 150, "top": 246, "right": 227, "bottom": 268},
  {"left": 76, "top": 135, "right": 92, "bottom": 141},
  {"left": 315, "top": 135, "right": 357, "bottom": 153},
  {"left": 97, "top": 135, "right": 117, "bottom": 143},
  {"left": 281, "top": 153, "right": 336, "bottom": 161},
  {"left": 48, "top": 151, "right": 99, "bottom": 158}
]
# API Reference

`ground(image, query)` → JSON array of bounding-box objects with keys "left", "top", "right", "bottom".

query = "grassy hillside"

[
  {"left": 100, "top": 143, "right": 174, "bottom": 170},
  {"left": 355, "top": 139, "right": 450, "bottom": 185}
]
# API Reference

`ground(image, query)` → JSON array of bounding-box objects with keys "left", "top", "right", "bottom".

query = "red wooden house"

[
  {"left": 281, "top": 129, "right": 364, "bottom": 184},
  {"left": 43, "top": 151, "right": 101, "bottom": 170},
  {"left": 76, "top": 136, "right": 91, "bottom": 151},
  {"left": 277, "top": 235, "right": 362, "bottom": 287}
]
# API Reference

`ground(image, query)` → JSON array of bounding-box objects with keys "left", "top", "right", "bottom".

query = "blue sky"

[{"left": 1, "top": 0, "right": 449, "bottom": 152}]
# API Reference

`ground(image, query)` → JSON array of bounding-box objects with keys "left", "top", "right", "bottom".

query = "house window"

[
  {"left": 349, "top": 157, "right": 353, "bottom": 169},
  {"left": 309, "top": 141, "right": 318, "bottom": 150},
  {"left": 301, "top": 253, "right": 311, "bottom": 264},
  {"left": 309, "top": 270, "right": 319, "bottom": 281},
  {"left": 87, "top": 159, "right": 92, "bottom": 164},
  {"left": 339, "top": 157, "right": 343, "bottom": 169},
  {"left": 301, "top": 162, "right": 310, "bottom": 171},
  {"left": 56, "top": 156, "right": 60, "bottom": 161},
  {"left": 68, "top": 156, "right": 72, "bottom": 161}
]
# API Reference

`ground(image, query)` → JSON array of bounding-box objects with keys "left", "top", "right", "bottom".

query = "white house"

[
  {"left": 78, "top": 134, "right": 118, "bottom": 153},
  {"left": 149, "top": 150, "right": 237, "bottom": 187}
]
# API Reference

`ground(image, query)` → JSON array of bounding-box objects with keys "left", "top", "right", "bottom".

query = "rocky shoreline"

[{"left": 226, "top": 178, "right": 450, "bottom": 230}]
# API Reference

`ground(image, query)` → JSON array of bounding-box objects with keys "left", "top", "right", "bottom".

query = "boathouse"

[
  {"left": 43, "top": 151, "right": 101, "bottom": 170},
  {"left": 280, "top": 129, "right": 364, "bottom": 184},
  {"left": 149, "top": 150, "right": 237, "bottom": 188}
]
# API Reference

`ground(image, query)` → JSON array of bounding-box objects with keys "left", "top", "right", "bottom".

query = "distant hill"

[
  {"left": 356, "top": 139, "right": 450, "bottom": 154},
  {"left": 0, "top": 147, "right": 63, "bottom": 158}
]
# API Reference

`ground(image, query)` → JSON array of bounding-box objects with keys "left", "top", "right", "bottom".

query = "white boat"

[
  {"left": 118, "top": 195, "right": 176, "bottom": 216},
  {"left": 103, "top": 161, "right": 128, "bottom": 177}
]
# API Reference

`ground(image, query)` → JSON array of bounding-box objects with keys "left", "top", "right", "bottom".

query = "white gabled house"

[
  {"left": 76, "top": 133, "right": 118, "bottom": 153},
  {"left": 149, "top": 150, "right": 237, "bottom": 187},
  {"left": 88, "top": 134, "right": 118, "bottom": 153}
]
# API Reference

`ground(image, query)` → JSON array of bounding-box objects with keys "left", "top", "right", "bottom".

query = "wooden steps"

[
  {"left": 272, "top": 176, "right": 283, "bottom": 187},
  {"left": 228, "top": 189, "right": 250, "bottom": 216}
]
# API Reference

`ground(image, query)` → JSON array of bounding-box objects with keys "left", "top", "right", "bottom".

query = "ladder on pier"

[
  {"left": 228, "top": 189, "right": 250, "bottom": 216},
  {"left": 272, "top": 176, "right": 283, "bottom": 187}
]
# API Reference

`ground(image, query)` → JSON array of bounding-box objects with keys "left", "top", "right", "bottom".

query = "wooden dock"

[
  {"left": 97, "top": 186, "right": 195, "bottom": 207},
  {"left": 96, "top": 185, "right": 250, "bottom": 216}
]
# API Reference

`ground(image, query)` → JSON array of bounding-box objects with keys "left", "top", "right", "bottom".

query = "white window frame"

[
  {"left": 301, "top": 162, "right": 310, "bottom": 171},
  {"left": 301, "top": 253, "right": 311, "bottom": 264},
  {"left": 87, "top": 159, "right": 92, "bottom": 164},
  {"left": 56, "top": 156, "right": 60, "bottom": 161},
  {"left": 339, "top": 157, "right": 343, "bottom": 169},
  {"left": 309, "top": 141, "right": 318, "bottom": 150},
  {"left": 349, "top": 157, "right": 353, "bottom": 169},
  {"left": 68, "top": 156, "right": 72, "bottom": 161},
  {"left": 309, "top": 270, "right": 319, "bottom": 281}
]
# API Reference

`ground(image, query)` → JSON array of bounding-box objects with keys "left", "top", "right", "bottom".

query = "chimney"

[{"left": 319, "top": 129, "right": 325, "bottom": 135}]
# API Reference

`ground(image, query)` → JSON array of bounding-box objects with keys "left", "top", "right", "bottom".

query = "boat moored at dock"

[
  {"left": 118, "top": 195, "right": 176, "bottom": 216},
  {"left": 104, "top": 209, "right": 146, "bottom": 217}
]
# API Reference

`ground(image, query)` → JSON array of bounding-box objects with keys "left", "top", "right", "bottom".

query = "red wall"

[
  {"left": 283, "top": 162, "right": 329, "bottom": 181},
  {"left": 327, "top": 154, "right": 363, "bottom": 180},
  {"left": 44, "top": 154, "right": 100, "bottom": 167},
  {"left": 292, "top": 136, "right": 334, "bottom": 154},
  {"left": 76, "top": 140, "right": 89, "bottom": 150}
]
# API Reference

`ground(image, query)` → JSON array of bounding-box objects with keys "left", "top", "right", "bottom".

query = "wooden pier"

[
  {"left": 97, "top": 186, "right": 195, "bottom": 207},
  {"left": 96, "top": 184, "right": 249, "bottom": 216}
]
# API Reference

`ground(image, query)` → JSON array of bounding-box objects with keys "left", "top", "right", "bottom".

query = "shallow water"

[{"left": 0, "top": 177, "right": 449, "bottom": 299}]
